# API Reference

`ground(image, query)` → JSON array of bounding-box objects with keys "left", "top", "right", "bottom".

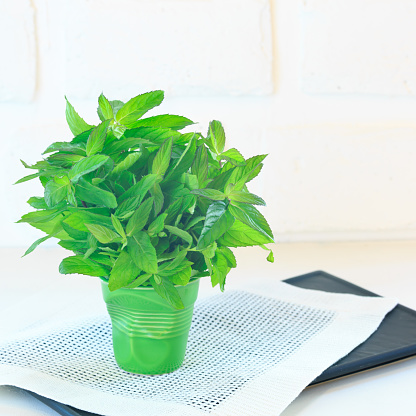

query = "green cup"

[{"left": 101, "top": 279, "right": 200, "bottom": 375}]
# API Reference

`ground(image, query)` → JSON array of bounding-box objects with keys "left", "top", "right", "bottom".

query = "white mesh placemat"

[{"left": 0, "top": 282, "right": 396, "bottom": 416}]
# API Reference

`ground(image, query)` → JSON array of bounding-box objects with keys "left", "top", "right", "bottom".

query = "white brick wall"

[
  {"left": 301, "top": 0, "right": 416, "bottom": 95},
  {"left": 0, "top": 1, "right": 36, "bottom": 102},
  {"left": 2, "top": 0, "right": 416, "bottom": 247},
  {"left": 64, "top": 0, "right": 273, "bottom": 99}
]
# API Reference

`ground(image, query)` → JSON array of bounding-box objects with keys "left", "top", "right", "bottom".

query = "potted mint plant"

[{"left": 16, "top": 90, "right": 274, "bottom": 374}]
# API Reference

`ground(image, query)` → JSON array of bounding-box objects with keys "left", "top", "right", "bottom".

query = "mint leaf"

[
  {"left": 23, "top": 234, "right": 53, "bottom": 257},
  {"left": 208, "top": 120, "right": 226, "bottom": 154},
  {"left": 64, "top": 211, "right": 112, "bottom": 232},
  {"left": 59, "top": 255, "right": 109, "bottom": 277},
  {"left": 165, "top": 225, "right": 193, "bottom": 246},
  {"left": 69, "top": 155, "right": 109, "bottom": 183},
  {"left": 65, "top": 97, "right": 93, "bottom": 136},
  {"left": 75, "top": 178, "right": 117, "bottom": 209},
  {"left": 147, "top": 213, "right": 167, "bottom": 236},
  {"left": 98, "top": 93, "right": 114, "bottom": 121},
  {"left": 152, "top": 137, "right": 173, "bottom": 176},
  {"left": 129, "top": 114, "right": 194, "bottom": 130},
  {"left": 196, "top": 201, "right": 235, "bottom": 250},
  {"left": 116, "top": 90, "right": 164, "bottom": 126},
  {"left": 127, "top": 231, "right": 158, "bottom": 274},
  {"left": 217, "top": 246, "right": 237, "bottom": 268},
  {"left": 165, "top": 134, "right": 196, "bottom": 180},
  {"left": 85, "top": 223, "right": 121, "bottom": 244},
  {"left": 228, "top": 202, "right": 273, "bottom": 240},
  {"left": 86, "top": 120, "right": 111, "bottom": 156},
  {"left": 228, "top": 190, "right": 266, "bottom": 206},
  {"left": 27, "top": 197, "right": 48, "bottom": 210},
  {"left": 191, "top": 188, "right": 226, "bottom": 201},
  {"left": 112, "top": 152, "right": 141, "bottom": 175},
  {"left": 150, "top": 275, "right": 184, "bottom": 309},
  {"left": 118, "top": 173, "right": 162, "bottom": 202},
  {"left": 218, "top": 220, "right": 273, "bottom": 247},
  {"left": 43, "top": 142, "right": 86, "bottom": 155},
  {"left": 108, "top": 250, "right": 141, "bottom": 291},
  {"left": 217, "top": 148, "right": 245, "bottom": 167},
  {"left": 111, "top": 214, "right": 126, "bottom": 239},
  {"left": 126, "top": 197, "right": 154, "bottom": 236},
  {"left": 44, "top": 176, "right": 70, "bottom": 207}
]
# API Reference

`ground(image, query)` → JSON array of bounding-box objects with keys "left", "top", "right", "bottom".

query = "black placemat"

[{"left": 24, "top": 271, "right": 416, "bottom": 415}]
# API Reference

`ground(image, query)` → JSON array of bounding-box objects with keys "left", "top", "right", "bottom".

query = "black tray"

[{"left": 24, "top": 271, "right": 416, "bottom": 415}]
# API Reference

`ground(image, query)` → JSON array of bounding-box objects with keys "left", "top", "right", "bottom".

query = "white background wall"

[{"left": 1, "top": 0, "right": 416, "bottom": 248}]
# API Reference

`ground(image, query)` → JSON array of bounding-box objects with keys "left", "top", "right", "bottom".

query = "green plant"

[{"left": 16, "top": 90, "right": 274, "bottom": 309}]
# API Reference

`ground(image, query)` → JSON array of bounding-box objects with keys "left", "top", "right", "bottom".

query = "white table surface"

[{"left": 1, "top": 241, "right": 416, "bottom": 415}]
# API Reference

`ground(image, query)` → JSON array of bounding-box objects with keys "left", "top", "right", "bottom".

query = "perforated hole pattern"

[{"left": 0, "top": 291, "right": 335, "bottom": 413}]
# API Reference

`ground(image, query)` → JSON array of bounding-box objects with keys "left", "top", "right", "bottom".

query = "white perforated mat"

[{"left": 0, "top": 282, "right": 396, "bottom": 416}]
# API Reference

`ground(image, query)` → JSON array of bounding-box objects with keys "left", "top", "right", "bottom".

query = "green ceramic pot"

[{"left": 101, "top": 279, "right": 200, "bottom": 375}]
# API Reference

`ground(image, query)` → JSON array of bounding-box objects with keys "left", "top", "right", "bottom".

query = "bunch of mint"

[{"left": 16, "top": 90, "right": 274, "bottom": 309}]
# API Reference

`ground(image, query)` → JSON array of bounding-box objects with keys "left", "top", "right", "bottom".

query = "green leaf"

[
  {"left": 165, "top": 134, "right": 197, "bottom": 180},
  {"left": 148, "top": 213, "right": 167, "bottom": 236},
  {"left": 217, "top": 148, "right": 245, "bottom": 167},
  {"left": 165, "top": 225, "right": 193, "bottom": 246},
  {"left": 126, "top": 197, "right": 154, "bottom": 236},
  {"left": 64, "top": 211, "right": 112, "bottom": 232},
  {"left": 42, "top": 141, "right": 86, "bottom": 155},
  {"left": 27, "top": 197, "right": 48, "bottom": 210},
  {"left": 17, "top": 207, "right": 65, "bottom": 225},
  {"left": 23, "top": 234, "right": 53, "bottom": 257},
  {"left": 114, "top": 196, "right": 141, "bottom": 220},
  {"left": 116, "top": 90, "right": 164, "bottom": 126},
  {"left": 191, "top": 188, "right": 226, "bottom": 201},
  {"left": 234, "top": 154, "right": 267, "bottom": 190},
  {"left": 44, "top": 176, "right": 70, "bottom": 207},
  {"left": 75, "top": 177, "right": 118, "bottom": 209},
  {"left": 128, "top": 114, "right": 194, "bottom": 130},
  {"left": 103, "top": 137, "right": 149, "bottom": 155},
  {"left": 97, "top": 93, "right": 114, "bottom": 121},
  {"left": 108, "top": 250, "right": 141, "bottom": 291},
  {"left": 150, "top": 275, "right": 184, "bottom": 309},
  {"left": 85, "top": 223, "right": 121, "bottom": 244},
  {"left": 109, "top": 100, "right": 124, "bottom": 117},
  {"left": 111, "top": 214, "right": 126, "bottom": 239},
  {"left": 69, "top": 155, "right": 109, "bottom": 183},
  {"left": 150, "top": 182, "right": 164, "bottom": 215},
  {"left": 217, "top": 246, "right": 237, "bottom": 268},
  {"left": 228, "top": 190, "right": 266, "bottom": 206},
  {"left": 15, "top": 169, "right": 64, "bottom": 185},
  {"left": 126, "top": 273, "right": 152, "bottom": 288},
  {"left": 267, "top": 249, "right": 274, "bottom": 263},
  {"left": 59, "top": 255, "right": 109, "bottom": 277},
  {"left": 118, "top": 173, "right": 162, "bottom": 203},
  {"left": 124, "top": 126, "right": 181, "bottom": 145},
  {"left": 196, "top": 201, "right": 235, "bottom": 250},
  {"left": 152, "top": 137, "right": 173, "bottom": 176},
  {"left": 208, "top": 120, "right": 226, "bottom": 154},
  {"left": 218, "top": 220, "right": 273, "bottom": 247},
  {"left": 228, "top": 202, "right": 273, "bottom": 240},
  {"left": 84, "top": 233, "right": 98, "bottom": 259},
  {"left": 47, "top": 153, "right": 85, "bottom": 166},
  {"left": 65, "top": 97, "right": 93, "bottom": 136},
  {"left": 170, "top": 266, "right": 192, "bottom": 286},
  {"left": 58, "top": 240, "right": 89, "bottom": 252},
  {"left": 192, "top": 145, "right": 208, "bottom": 187},
  {"left": 61, "top": 222, "right": 88, "bottom": 240},
  {"left": 86, "top": 120, "right": 111, "bottom": 156},
  {"left": 212, "top": 250, "right": 229, "bottom": 291},
  {"left": 112, "top": 152, "right": 141, "bottom": 175},
  {"left": 128, "top": 231, "right": 158, "bottom": 274}
]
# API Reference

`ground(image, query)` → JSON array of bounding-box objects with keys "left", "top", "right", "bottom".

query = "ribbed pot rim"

[{"left": 100, "top": 276, "right": 201, "bottom": 290}]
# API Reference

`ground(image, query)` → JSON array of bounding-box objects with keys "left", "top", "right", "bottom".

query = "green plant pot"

[{"left": 101, "top": 279, "right": 200, "bottom": 375}]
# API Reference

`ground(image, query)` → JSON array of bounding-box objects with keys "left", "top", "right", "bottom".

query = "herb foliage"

[{"left": 16, "top": 90, "right": 274, "bottom": 309}]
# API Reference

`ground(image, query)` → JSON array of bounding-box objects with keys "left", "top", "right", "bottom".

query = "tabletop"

[{"left": 1, "top": 240, "right": 416, "bottom": 415}]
